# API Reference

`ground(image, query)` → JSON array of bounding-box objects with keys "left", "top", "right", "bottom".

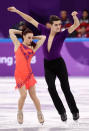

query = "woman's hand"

[{"left": 7, "top": 6, "right": 18, "bottom": 13}]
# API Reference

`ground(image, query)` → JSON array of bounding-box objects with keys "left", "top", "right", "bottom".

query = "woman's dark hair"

[
  {"left": 22, "top": 27, "right": 36, "bottom": 48},
  {"left": 49, "top": 15, "right": 61, "bottom": 24}
]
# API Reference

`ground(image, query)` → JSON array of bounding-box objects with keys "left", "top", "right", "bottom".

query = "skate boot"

[
  {"left": 17, "top": 110, "right": 23, "bottom": 124},
  {"left": 37, "top": 111, "right": 44, "bottom": 124}
]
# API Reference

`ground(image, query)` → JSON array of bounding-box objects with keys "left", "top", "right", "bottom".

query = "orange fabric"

[{"left": 15, "top": 44, "right": 36, "bottom": 90}]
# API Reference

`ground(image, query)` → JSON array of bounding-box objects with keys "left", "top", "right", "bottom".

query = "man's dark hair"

[{"left": 49, "top": 15, "right": 61, "bottom": 24}]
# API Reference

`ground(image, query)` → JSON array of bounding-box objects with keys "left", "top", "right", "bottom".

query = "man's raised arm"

[{"left": 68, "top": 11, "right": 80, "bottom": 34}]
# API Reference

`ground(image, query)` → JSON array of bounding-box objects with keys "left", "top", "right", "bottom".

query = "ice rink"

[{"left": 0, "top": 77, "right": 89, "bottom": 131}]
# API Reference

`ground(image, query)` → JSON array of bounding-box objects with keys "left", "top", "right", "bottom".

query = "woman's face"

[{"left": 23, "top": 33, "right": 33, "bottom": 46}]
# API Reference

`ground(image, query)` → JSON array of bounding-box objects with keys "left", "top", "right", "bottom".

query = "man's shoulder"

[
  {"left": 38, "top": 23, "right": 50, "bottom": 35},
  {"left": 38, "top": 23, "right": 49, "bottom": 30}
]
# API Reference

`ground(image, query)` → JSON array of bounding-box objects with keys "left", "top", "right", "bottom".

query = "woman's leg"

[
  {"left": 17, "top": 85, "right": 27, "bottom": 124},
  {"left": 18, "top": 85, "right": 27, "bottom": 111},
  {"left": 28, "top": 85, "right": 44, "bottom": 123},
  {"left": 28, "top": 85, "right": 40, "bottom": 111}
]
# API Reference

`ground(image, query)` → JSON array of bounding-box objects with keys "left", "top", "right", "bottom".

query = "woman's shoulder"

[{"left": 14, "top": 43, "right": 22, "bottom": 53}]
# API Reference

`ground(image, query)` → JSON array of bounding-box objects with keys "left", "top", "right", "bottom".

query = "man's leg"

[
  {"left": 44, "top": 67, "right": 67, "bottom": 121},
  {"left": 56, "top": 57, "right": 79, "bottom": 120}
]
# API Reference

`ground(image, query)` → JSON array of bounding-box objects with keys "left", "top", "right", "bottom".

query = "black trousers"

[{"left": 44, "top": 57, "right": 79, "bottom": 115}]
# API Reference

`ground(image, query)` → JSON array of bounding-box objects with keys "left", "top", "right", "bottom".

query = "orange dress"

[{"left": 15, "top": 43, "right": 37, "bottom": 90}]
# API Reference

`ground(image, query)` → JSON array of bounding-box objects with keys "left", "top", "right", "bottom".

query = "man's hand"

[
  {"left": 7, "top": 6, "right": 17, "bottom": 13},
  {"left": 71, "top": 11, "right": 78, "bottom": 17}
]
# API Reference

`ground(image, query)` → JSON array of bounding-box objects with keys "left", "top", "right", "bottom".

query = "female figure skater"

[{"left": 9, "top": 27, "right": 46, "bottom": 124}]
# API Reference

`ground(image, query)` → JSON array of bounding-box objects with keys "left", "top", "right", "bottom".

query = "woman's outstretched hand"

[{"left": 7, "top": 6, "right": 18, "bottom": 13}]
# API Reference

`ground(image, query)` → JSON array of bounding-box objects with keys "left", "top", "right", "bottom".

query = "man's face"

[{"left": 51, "top": 20, "right": 62, "bottom": 32}]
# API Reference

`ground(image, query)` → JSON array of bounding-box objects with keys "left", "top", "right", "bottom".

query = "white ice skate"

[
  {"left": 17, "top": 111, "right": 23, "bottom": 124},
  {"left": 37, "top": 111, "right": 44, "bottom": 124}
]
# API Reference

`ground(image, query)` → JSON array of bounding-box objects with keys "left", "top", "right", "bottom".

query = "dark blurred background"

[{"left": 0, "top": 0, "right": 89, "bottom": 37}]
